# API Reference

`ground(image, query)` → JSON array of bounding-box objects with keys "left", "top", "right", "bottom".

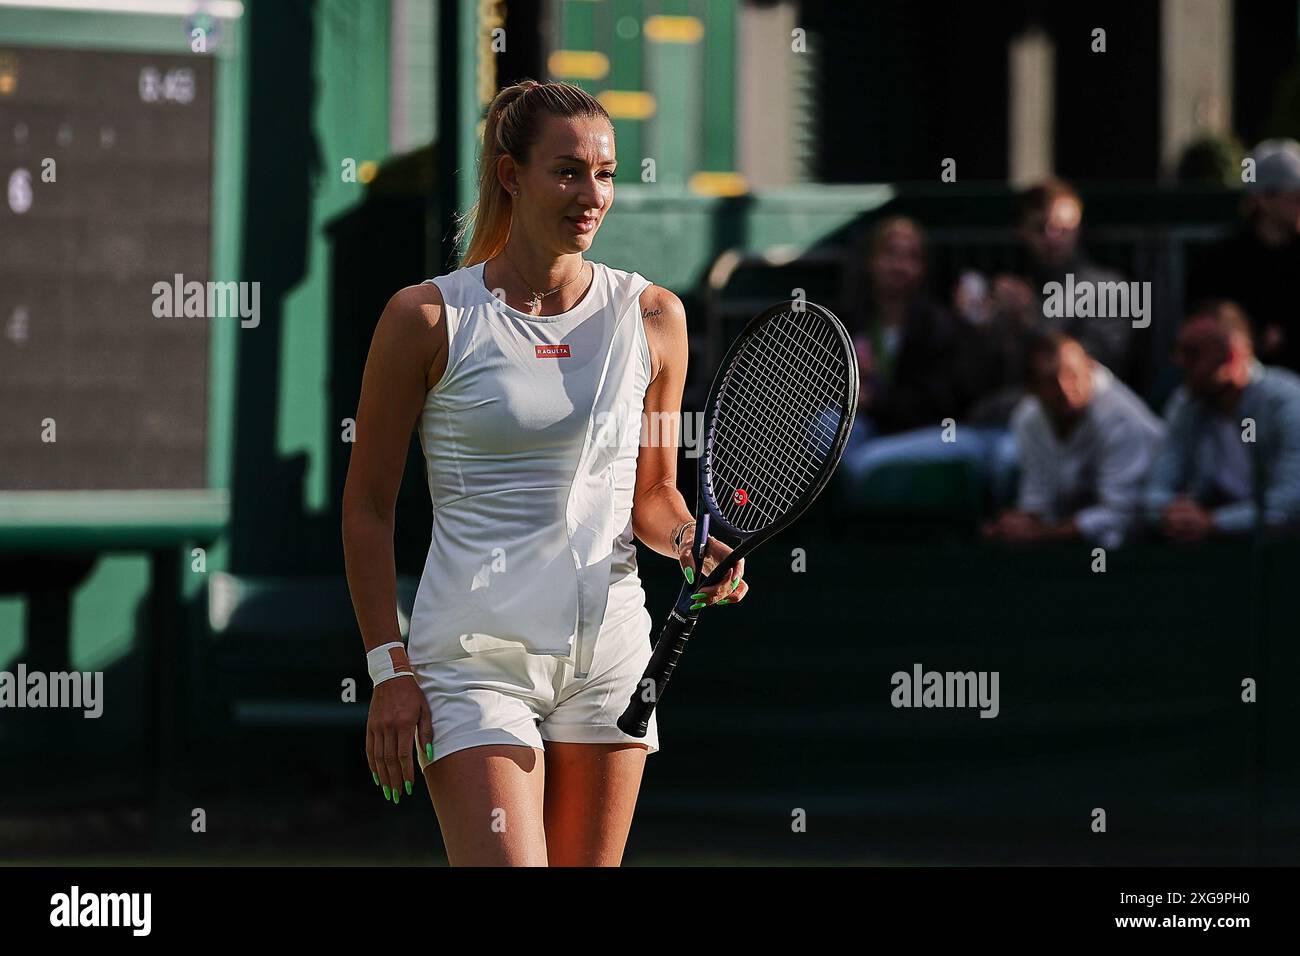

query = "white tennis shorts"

[{"left": 415, "top": 605, "right": 660, "bottom": 770}]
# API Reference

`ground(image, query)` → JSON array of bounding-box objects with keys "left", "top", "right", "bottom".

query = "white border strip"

[{"left": 0, "top": 0, "right": 244, "bottom": 18}]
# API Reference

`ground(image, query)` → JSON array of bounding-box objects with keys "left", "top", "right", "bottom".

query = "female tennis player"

[{"left": 341, "top": 79, "right": 750, "bottom": 866}]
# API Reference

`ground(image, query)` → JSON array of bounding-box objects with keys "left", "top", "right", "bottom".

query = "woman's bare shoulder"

[
  {"left": 385, "top": 281, "right": 445, "bottom": 328},
  {"left": 378, "top": 282, "right": 447, "bottom": 391},
  {"left": 638, "top": 283, "right": 686, "bottom": 382},
  {"left": 638, "top": 283, "right": 684, "bottom": 319}
]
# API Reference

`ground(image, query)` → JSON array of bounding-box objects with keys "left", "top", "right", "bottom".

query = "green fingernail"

[
  {"left": 691, "top": 592, "right": 705, "bottom": 601},
  {"left": 405, "top": 780, "right": 413, "bottom": 796},
  {"left": 732, "top": 577, "right": 741, "bottom": 591},
  {"left": 393, "top": 789, "right": 400, "bottom": 805},
  {"left": 684, "top": 567, "right": 694, "bottom": 584},
  {"left": 425, "top": 743, "right": 434, "bottom": 762},
  {"left": 690, "top": 601, "right": 705, "bottom": 610},
  {"left": 382, "top": 785, "right": 391, "bottom": 801},
  {"left": 372, "top": 771, "right": 380, "bottom": 786},
  {"left": 718, "top": 598, "right": 732, "bottom": 605}
]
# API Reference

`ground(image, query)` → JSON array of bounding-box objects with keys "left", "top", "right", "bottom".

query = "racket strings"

[
  {"left": 759, "top": 316, "right": 844, "bottom": 448},
  {"left": 716, "top": 391, "right": 809, "bottom": 506},
  {"left": 716, "top": 373, "right": 818, "bottom": 490},
  {"left": 734, "top": 326, "right": 843, "bottom": 476},
  {"left": 708, "top": 309, "right": 851, "bottom": 533},
  {"left": 711, "top": 366, "right": 836, "bottom": 528},
  {"left": 714, "top": 350, "right": 834, "bottom": 510},
  {"left": 714, "top": 376, "right": 827, "bottom": 516},
  {"left": 730, "top": 312, "right": 843, "bottom": 457},
  {"left": 721, "top": 313, "right": 845, "bottom": 461}
]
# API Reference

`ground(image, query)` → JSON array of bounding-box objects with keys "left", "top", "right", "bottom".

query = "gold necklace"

[{"left": 501, "top": 255, "right": 588, "bottom": 311}]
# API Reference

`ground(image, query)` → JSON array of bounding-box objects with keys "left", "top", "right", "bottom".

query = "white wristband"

[{"left": 367, "top": 641, "right": 415, "bottom": 687}]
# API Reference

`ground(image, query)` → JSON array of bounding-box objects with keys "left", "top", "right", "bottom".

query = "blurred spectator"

[
  {"left": 977, "top": 179, "right": 1133, "bottom": 380},
  {"left": 1187, "top": 139, "right": 1300, "bottom": 372},
  {"left": 954, "top": 179, "right": 1137, "bottom": 427},
  {"left": 1144, "top": 300, "right": 1300, "bottom": 539},
  {"left": 983, "top": 332, "right": 1163, "bottom": 548},
  {"left": 839, "top": 217, "right": 1017, "bottom": 512},
  {"left": 952, "top": 267, "right": 1035, "bottom": 426},
  {"left": 847, "top": 216, "right": 973, "bottom": 436}
]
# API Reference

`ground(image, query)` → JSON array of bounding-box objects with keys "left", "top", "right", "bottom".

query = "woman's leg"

[
  {"left": 422, "top": 744, "right": 549, "bottom": 866},
  {"left": 541, "top": 741, "right": 649, "bottom": 866}
]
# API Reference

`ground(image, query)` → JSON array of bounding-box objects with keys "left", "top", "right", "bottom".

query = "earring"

[{"left": 512, "top": 189, "right": 519, "bottom": 196}]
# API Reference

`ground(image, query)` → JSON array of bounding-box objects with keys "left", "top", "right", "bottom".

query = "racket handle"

[{"left": 617, "top": 583, "right": 699, "bottom": 738}]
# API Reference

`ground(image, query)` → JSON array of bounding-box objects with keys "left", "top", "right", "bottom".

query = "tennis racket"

[{"left": 617, "top": 299, "right": 859, "bottom": 737}]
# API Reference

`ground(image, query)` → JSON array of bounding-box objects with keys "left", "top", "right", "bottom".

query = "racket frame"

[{"left": 616, "top": 299, "right": 859, "bottom": 737}]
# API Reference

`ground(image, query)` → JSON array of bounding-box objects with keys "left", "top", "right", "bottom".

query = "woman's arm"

[
  {"left": 631, "top": 285, "right": 748, "bottom": 607},
  {"left": 630, "top": 285, "right": 694, "bottom": 557},
  {"left": 342, "top": 282, "right": 446, "bottom": 652},
  {"left": 342, "top": 282, "right": 446, "bottom": 802}
]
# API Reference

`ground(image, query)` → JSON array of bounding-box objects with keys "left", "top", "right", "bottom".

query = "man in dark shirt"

[
  {"left": 962, "top": 178, "right": 1136, "bottom": 424},
  {"left": 1188, "top": 139, "right": 1300, "bottom": 373}
]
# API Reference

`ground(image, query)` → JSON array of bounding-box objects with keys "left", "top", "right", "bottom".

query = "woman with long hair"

[{"left": 342, "top": 79, "right": 750, "bottom": 866}]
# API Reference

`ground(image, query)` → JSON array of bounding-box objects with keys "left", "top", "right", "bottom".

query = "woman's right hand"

[
  {"left": 366, "top": 676, "right": 433, "bottom": 804},
  {"left": 677, "top": 523, "right": 748, "bottom": 610}
]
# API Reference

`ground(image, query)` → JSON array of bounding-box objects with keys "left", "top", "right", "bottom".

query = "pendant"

[{"left": 526, "top": 294, "right": 542, "bottom": 310}]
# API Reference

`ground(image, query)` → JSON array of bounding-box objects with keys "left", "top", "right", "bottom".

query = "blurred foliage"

[{"left": 1176, "top": 133, "right": 1247, "bottom": 186}]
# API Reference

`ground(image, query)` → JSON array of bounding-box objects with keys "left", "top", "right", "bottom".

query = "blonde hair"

[{"left": 456, "top": 79, "right": 612, "bottom": 268}]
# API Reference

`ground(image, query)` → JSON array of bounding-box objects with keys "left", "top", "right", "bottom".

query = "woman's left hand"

[{"left": 676, "top": 522, "right": 749, "bottom": 610}]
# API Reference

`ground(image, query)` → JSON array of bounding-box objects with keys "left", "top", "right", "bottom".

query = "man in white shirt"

[{"left": 983, "top": 332, "right": 1164, "bottom": 547}]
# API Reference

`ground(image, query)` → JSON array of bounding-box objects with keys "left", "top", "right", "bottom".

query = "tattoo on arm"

[{"left": 642, "top": 308, "right": 663, "bottom": 319}]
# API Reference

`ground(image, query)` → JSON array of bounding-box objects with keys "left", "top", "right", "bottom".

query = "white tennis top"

[{"left": 406, "top": 259, "right": 654, "bottom": 678}]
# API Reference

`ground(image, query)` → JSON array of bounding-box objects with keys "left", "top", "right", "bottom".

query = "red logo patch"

[{"left": 535, "top": 344, "right": 572, "bottom": 358}]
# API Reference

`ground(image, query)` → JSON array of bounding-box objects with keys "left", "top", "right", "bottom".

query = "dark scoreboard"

[{"left": 0, "top": 46, "right": 213, "bottom": 491}]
